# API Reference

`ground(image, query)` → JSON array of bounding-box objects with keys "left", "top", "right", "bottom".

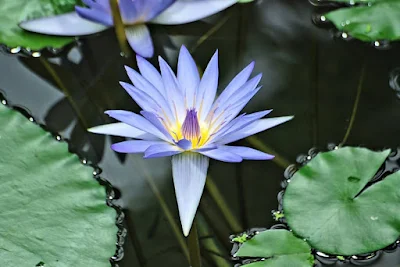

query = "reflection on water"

[{"left": 1, "top": 0, "right": 400, "bottom": 266}]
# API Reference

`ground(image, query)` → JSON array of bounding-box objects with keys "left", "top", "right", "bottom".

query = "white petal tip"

[
  {"left": 19, "top": 12, "right": 108, "bottom": 36},
  {"left": 172, "top": 153, "right": 209, "bottom": 238}
]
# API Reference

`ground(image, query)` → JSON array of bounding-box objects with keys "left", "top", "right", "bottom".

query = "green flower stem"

[
  {"left": 124, "top": 211, "right": 147, "bottom": 267},
  {"left": 196, "top": 215, "right": 231, "bottom": 267},
  {"left": 187, "top": 221, "right": 202, "bottom": 267},
  {"left": 190, "top": 12, "right": 232, "bottom": 53},
  {"left": 206, "top": 176, "right": 243, "bottom": 233},
  {"left": 341, "top": 62, "right": 366, "bottom": 146},
  {"left": 109, "top": 0, "right": 131, "bottom": 57},
  {"left": 140, "top": 164, "right": 190, "bottom": 262},
  {"left": 246, "top": 136, "right": 290, "bottom": 169},
  {"left": 39, "top": 58, "right": 89, "bottom": 130}
]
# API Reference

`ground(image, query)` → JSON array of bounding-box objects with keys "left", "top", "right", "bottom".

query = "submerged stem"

[
  {"left": 246, "top": 136, "right": 290, "bottom": 168},
  {"left": 109, "top": 0, "right": 131, "bottom": 57},
  {"left": 190, "top": 13, "right": 232, "bottom": 53},
  {"left": 188, "top": 221, "right": 202, "bottom": 267},
  {"left": 205, "top": 176, "right": 242, "bottom": 233},
  {"left": 140, "top": 164, "right": 190, "bottom": 262},
  {"left": 341, "top": 62, "right": 366, "bottom": 146}
]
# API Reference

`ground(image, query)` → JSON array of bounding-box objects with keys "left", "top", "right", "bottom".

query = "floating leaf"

[
  {"left": 283, "top": 147, "right": 400, "bottom": 256},
  {"left": 324, "top": 1, "right": 400, "bottom": 41},
  {"left": 0, "top": 103, "right": 117, "bottom": 266},
  {"left": 0, "top": 0, "right": 78, "bottom": 51},
  {"left": 235, "top": 229, "right": 313, "bottom": 267}
]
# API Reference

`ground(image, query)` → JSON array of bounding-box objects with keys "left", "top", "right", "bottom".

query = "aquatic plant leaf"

[
  {"left": 324, "top": 1, "right": 400, "bottom": 41},
  {"left": 235, "top": 229, "right": 313, "bottom": 267},
  {"left": 283, "top": 147, "right": 400, "bottom": 255},
  {"left": 0, "top": 103, "right": 117, "bottom": 266},
  {"left": 0, "top": 0, "right": 78, "bottom": 50}
]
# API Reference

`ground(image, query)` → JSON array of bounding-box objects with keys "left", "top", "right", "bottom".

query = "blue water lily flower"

[
  {"left": 19, "top": 0, "right": 238, "bottom": 58},
  {"left": 89, "top": 46, "right": 293, "bottom": 236}
]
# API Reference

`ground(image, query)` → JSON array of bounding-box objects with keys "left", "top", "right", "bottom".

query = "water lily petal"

[
  {"left": 211, "top": 84, "right": 262, "bottom": 131},
  {"left": 217, "top": 116, "right": 294, "bottom": 145},
  {"left": 119, "top": 0, "right": 139, "bottom": 24},
  {"left": 105, "top": 110, "right": 170, "bottom": 141},
  {"left": 88, "top": 122, "right": 158, "bottom": 140},
  {"left": 82, "top": 0, "right": 110, "bottom": 12},
  {"left": 199, "top": 148, "right": 242, "bottom": 162},
  {"left": 172, "top": 153, "right": 209, "bottom": 236},
  {"left": 219, "top": 146, "right": 274, "bottom": 160},
  {"left": 125, "top": 24, "right": 154, "bottom": 58},
  {"left": 159, "top": 56, "right": 186, "bottom": 122},
  {"left": 144, "top": 143, "right": 182, "bottom": 158},
  {"left": 140, "top": 0, "right": 175, "bottom": 21},
  {"left": 19, "top": 12, "right": 109, "bottom": 36},
  {"left": 213, "top": 61, "right": 255, "bottom": 107},
  {"left": 197, "top": 50, "right": 219, "bottom": 121},
  {"left": 178, "top": 45, "right": 200, "bottom": 109},
  {"left": 176, "top": 139, "right": 192, "bottom": 150},
  {"left": 136, "top": 56, "right": 165, "bottom": 94},
  {"left": 124, "top": 67, "right": 173, "bottom": 119},
  {"left": 76, "top": 6, "right": 113, "bottom": 26},
  {"left": 111, "top": 140, "right": 166, "bottom": 153},
  {"left": 211, "top": 110, "right": 272, "bottom": 142},
  {"left": 140, "top": 111, "right": 174, "bottom": 141},
  {"left": 151, "top": 0, "right": 238, "bottom": 25},
  {"left": 120, "top": 82, "right": 159, "bottom": 112}
]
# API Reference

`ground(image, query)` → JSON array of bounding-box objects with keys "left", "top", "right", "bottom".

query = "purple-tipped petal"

[
  {"left": 144, "top": 143, "right": 182, "bottom": 158},
  {"left": 88, "top": 122, "right": 158, "bottom": 140},
  {"left": 119, "top": 82, "right": 160, "bottom": 113},
  {"left": 111, "top": 140, "right": 166, "bottom": 153},
  {"left": 213, "top": 61, "right": 255, "bottom": 106},
  {"left": 140, "top": 111, "right": 173, "bottom": 141},
  {"left": 217, "top": 116, "right": 294, "bottom": 145},
  {"left": 125, "top": 24, "right": 154, "bottom": 58},
  {"left": 211, "top": 110, "right": 272, "bottom": 142},
  {"left": 178, "top": 45, "right": 200, "bottom": 108},
  {"left": 194, "top": 144, "right": 217, "bottom": 152},
  {"left": 219, "top": 146, "right": 274, "bottom": 160},
  {"left": 140, "top": 0, "right": 175, "bottom": 21},
  {"left": 76, "top": 6, "right": 113, "bottom": 26},
  {"left": 119, "top": 0, "right": 139, "bottom": 24},
  {"left": 151, "top": 0, "right": 238, "bottom": 25},
  {"left": 82, "top": 0, "right": 110, "bottom": 12},
  {"left": 136, "top": 56, "right": 165, "bottom": 94},
  {"left": 19, "top": 12, "right": 109, "bottom": 36},
  {"left": 124, "top": 67, "right": 173, "bottom": 119},
  {"left": 105, "top": 110, "right": 171, "bottom": 141},
  {"left": 199, "top": 148, "right": 242, "bottom": 163},
  {"left": 176, "top": 139, "right": 192, "bottom": 150},
  {"left": 197, "top": 50, "right": 219, "bottom": 120},
  {"left": 84, "top": 0, "right": 111, "bottom": 11},
  {"left": 172, "top": 153, "right": 209, "bottom": 236},
  {"left": 159, "top": 56, "right": 186, "bottom": 122}
]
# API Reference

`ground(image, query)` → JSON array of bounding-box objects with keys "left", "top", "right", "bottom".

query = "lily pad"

[
  {"left": 283, "top": 147, "right": 400, "bottom": 256},
  {"left": 324, "top": 0, "right": 400, "bottom": 41},
  {"left": 0, "top": 103, "right": 117, "bottom": 266},
  {"left": 0, "top": 0, "right": 78, "bottom": 51},
  {"left": 234, "top": 229, "right": 314, "bottom": 267}
]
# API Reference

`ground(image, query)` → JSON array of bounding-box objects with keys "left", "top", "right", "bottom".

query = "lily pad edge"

[
  {"left": 276, "top": 145, "right": 400, "bottom": 264},
  {"left": 0, "top": 92, "right": 125, "bottom": 266}
]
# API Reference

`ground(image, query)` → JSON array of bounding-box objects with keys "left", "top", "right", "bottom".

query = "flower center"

[{"left": 181, "top": 109, "right": 201, "bottom": 141}]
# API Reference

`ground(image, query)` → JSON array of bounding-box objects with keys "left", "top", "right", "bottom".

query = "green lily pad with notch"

[
  {"left": 234, "top": 229, "right": 314, "bottom": 267},
  {"left": 283, "top": 147, "right": 400, "bottom": 256},
  {"left": 324, "top": 0, "right": 400, "bottom": 41},
  {"left": 0, "top": 102, "right": 117, "bottom": 266},
  {"left": 0, "top": 0, "right": 79, "bottom": 51}
]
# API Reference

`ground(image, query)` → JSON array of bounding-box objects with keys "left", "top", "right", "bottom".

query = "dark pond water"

[{"left": 1, "top": 0, "right": 400, "bottom": 266}]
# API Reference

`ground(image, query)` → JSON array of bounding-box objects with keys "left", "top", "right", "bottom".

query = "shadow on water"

[{"left": 1, "top": 0, "right": 400, "bottom": 266}]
